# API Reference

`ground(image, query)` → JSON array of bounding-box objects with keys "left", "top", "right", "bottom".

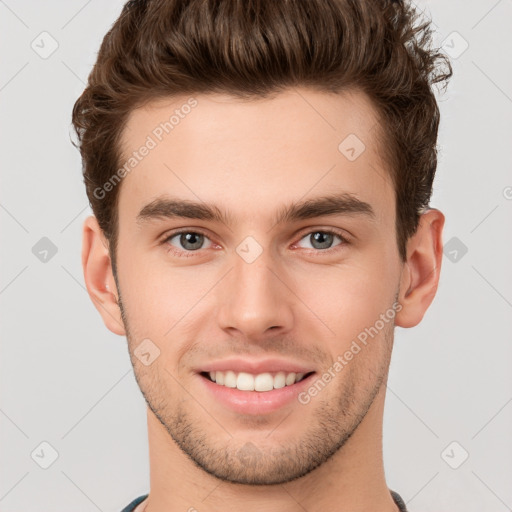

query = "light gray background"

[{"left": 1, "top": 1, "right": 511, "bottom": 511}]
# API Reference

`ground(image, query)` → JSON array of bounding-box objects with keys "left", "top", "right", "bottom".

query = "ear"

[
  {"left": 81, "top": 215, "right": 126, "bottom": 336},
  {"left": 395, "top": 208, "right": 445, "bottom": 328}
]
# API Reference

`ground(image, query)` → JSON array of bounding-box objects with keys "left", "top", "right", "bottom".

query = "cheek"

[
  {"left": 116, "top": 245, "right": 169, "bottom": 335},
  {"left": 292, "top": 257, "right": 398, "bottom": 344},
  {"left": 117, "top": 247, "right": 217, "bottom": 336}
]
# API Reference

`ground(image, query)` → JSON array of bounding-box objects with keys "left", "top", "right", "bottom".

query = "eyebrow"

[{"left": 136, "top": 193, "right": 376, "bottom": 228}]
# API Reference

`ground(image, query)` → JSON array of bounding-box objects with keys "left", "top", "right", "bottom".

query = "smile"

[{"left": 201, "top": 370, "right": 314, "bottom": 392}]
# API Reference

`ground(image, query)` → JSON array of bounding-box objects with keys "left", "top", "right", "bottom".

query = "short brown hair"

[{"left": 72, "top": 0, "right": 452, "bottom": 265}]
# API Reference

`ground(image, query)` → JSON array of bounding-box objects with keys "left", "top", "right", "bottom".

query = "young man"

[{"left": 73, "top": 0, "right": 451, "bottom": 510}]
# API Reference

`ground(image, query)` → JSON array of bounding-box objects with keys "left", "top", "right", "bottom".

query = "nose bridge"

[{"left": 217, "top": 240, "right": 293, "bottom": 337}]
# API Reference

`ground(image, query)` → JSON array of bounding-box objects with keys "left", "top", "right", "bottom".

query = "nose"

[{"left": 217, "top": 247, "right": 294, "bottom": 341}]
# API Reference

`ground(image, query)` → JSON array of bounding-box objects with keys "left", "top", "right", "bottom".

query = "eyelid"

[
  {"left": 294, "top": 226, "right": 351, "bottom": 243},
  {"left": 160, "top": 227, "right": 211, "bottom": 242}
]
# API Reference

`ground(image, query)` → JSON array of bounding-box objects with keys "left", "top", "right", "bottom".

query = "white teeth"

[
  {"left": 237, "top": 372, "right": 255, "bottom": 391},
  {"left": 273, "top": 372, "right": 286, "bottom": 389},
  {"left": 254, "top": 373, "right": 273, "bottom": 392},
  {"left": 285, "top": 372, "right": 296, "bottom": 386},
  {"left": 206, "top": 370, "right": 309, "bottom": 392},
  {"left": 224, "top": 370, "right": 237, "bottom": 388}
]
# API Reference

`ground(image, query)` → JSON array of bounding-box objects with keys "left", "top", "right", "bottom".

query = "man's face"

[{"left": 113, "top": 88, "right": 403, "bottom": 484}]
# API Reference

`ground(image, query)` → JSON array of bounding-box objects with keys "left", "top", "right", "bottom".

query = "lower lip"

[{"left": 197, "top": 372, "right": 316, "bottom": 415}]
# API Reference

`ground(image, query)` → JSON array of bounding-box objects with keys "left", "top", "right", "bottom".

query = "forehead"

[{"left": 117, "top": 88, "right": 394, "bottom": 228}]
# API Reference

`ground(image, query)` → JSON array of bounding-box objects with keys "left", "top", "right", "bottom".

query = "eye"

[
  {"left": 163, "top": 230, "right": 213, "bottom": 254},
  {"left": 295, "top": 229, "right": 347, "bottom": 251}
]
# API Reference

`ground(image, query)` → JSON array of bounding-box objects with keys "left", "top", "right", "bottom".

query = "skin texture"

[{"left": 82, "top": 88, "right": 444, "bottom": 512}]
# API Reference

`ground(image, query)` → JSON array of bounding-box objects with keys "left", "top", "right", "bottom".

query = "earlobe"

[
  {"left": 81, "top": 215, "right": 126, "bottom": 336},
  {"left": 395, "top": 209, "right": 445, "bottom": 328}
]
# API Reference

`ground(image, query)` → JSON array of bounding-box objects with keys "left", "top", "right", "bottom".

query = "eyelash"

[{"left": 161, "top": 228, "right": 350, "bottom": 258}]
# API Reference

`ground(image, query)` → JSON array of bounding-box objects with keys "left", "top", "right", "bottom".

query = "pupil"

[
  {"left": 181, "top": 232, "right": 203, "bottom": 250},
  {"left": 312, "top": 232, "right": 332, "bottom": 249}
]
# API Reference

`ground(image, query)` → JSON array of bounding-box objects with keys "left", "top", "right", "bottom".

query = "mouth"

[
  {"left": 194, "top": 357, "right": 318, "bottom": 415},
  {"left": 197, "top": 369, "right": 317, "bottom": 415}
]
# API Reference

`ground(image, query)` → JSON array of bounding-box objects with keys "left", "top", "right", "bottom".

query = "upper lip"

[{"left": 196, "top": 358, "right": 316, "bottom": 375}]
